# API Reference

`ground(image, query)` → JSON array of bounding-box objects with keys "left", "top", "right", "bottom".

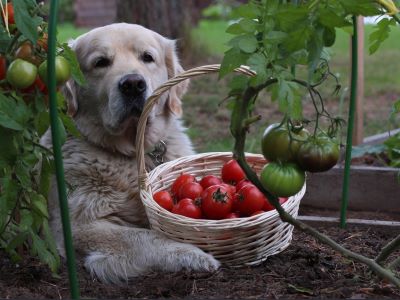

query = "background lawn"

[{"left": 58, "top": 20, "right": 400, "bottom": 153}]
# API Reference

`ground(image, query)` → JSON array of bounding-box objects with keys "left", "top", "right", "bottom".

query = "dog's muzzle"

[{"left": 118, "top": 74, "right": 146, "bottom": 113}]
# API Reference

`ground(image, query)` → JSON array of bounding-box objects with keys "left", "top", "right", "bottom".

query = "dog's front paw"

[{"left": 178, "top": 247, "right": 221, "bottom": 272}]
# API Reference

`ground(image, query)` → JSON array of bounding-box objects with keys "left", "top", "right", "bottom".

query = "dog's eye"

[
  {"left": 142, "top": 52, "right": 154, "bottom": 63},
  {"left": 94, "top": 57, "right": 111, "bottom": 68}
]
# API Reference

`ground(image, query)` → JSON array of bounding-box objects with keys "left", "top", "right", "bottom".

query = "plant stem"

[
  {"left": 375, "top": 233, "right": 400, "bottom": 265},
  {"left": 230, "top": 83, "right": 400, "bottom": 288}
]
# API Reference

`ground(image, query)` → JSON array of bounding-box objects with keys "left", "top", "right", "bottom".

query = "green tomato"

[
  {"left": 323, "top": 27, "right": 336, "bottom": 47},
  {"left": 6, "top": 58, "right": 37, "bottom": 89},
  {"left": 38, "top": 56, "right": 71, "bottom": 86},
  {"left": 260, "top": 162, "right": 305, "bottom": 197},
  {"left": 261, "top": 123, "right": 309, "bottom": 163},
  {"left": 297, "top": 136, "right": 340, "bottom": 173}
]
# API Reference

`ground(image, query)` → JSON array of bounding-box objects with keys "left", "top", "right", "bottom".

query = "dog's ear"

[
  {"left": 164, "top": 40, "right": 189, "bottom": 117},
  {"left": 62, "top": 80, "right": 78, "bottom": 117}
]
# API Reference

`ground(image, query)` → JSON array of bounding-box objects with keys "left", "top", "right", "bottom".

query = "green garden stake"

[
  {"left": 48, "top": 0, "right": 80, "bottom": 298},
  {"left": 340, "top": 15, "right": 358, "bottom": 229}
]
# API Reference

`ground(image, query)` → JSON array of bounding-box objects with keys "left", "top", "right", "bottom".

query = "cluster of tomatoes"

[
  {"left": 153, "top": 159, "right": 287, "bottom": 220},
  {"left": 0, "top": 2, "right": 71, "bottom": 97},
  {"left": 259, "top": 122, "right": 340, "bottom": 197}
]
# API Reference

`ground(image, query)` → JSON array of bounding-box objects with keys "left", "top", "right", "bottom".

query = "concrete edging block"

[{"left": 302, "top": 165, "right": 400, "bottom": 213}]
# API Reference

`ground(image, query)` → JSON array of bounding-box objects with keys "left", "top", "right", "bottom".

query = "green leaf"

[
  {"left": 0, "top": 112, "right": 24, "bottom": 130},
  {"left": 369, "top": 18, "right": 396, "bottom": 55},
  {"left": 277, "top": 80, "right": 302, "bottom": 120},
  {"left": 338, "top": 0, "right": 380, "bottom": 16},
  {"left": 0, "top": 28, "right": 12, "bottom": 53},
  {"left": 42, "top": 219, "right": 60, "bottom": 266},
  {"left": 15, "top": 160, "right": 31, "bottom": 188},
  {"left": 283, "top": 25, "right": 311, "bottom": 52},
  {"left": 219, "top": 47, "right": 249, "bottom": 79},
  {"left": 6, "top": 231, "right": 29, "bottom": 252},
  {"left": 39, "top": 157, "right": 53, "bottom": 196},
  {"left": 231, "top": 34, "right": 258, "bottom": 54},
  {"left": 0, "top": 94, "right": 30, "bottom": 130},
  {"left": 307, "top": 28, "right": 324, "bottom": 83},
  {"left": 20, "top": 210, "right": 33, "bottom": 232},
  {"left": 34, "top": 111, "right": 50, "bottom": 136},
  {"left": 247, "top": 53, "right": 268, "bottom": 86},
  {"left": 231, "top": 3, "right": 259, "bottom": 19},
  {"left": 60, "top": 114, "right": 80, "bottom": 138},
  {"left": 61, "top": 43, "right": 87, "bottom": 86},
  {"left": 31, "top": 192, "right": 48, "bottom": 218},
  {"left": 318, "top": 8, "right": 351, "bottom": 28},
  {"left": 276, "top": 6, "right": 309, "bottom": 31},
  {"left": 265, "top": 31, "right": 288, "bottom": 42},
  {"left": 30, "top": 230, "right": 59, "bottom": 273},
  {"left": 13, "top": 0, "right": 41, "bottom": 43},
  {"left": 55, "top": 116, "right": 67, "bottom": 146}
]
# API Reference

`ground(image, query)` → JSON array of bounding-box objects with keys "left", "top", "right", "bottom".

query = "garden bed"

[{"left": 1, "top": 219, "right": 400, "bottom": 299}]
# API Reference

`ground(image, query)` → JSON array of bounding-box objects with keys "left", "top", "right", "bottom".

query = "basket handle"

[{"left": 136, "top": 64, "right": 256, "bottom": 189}]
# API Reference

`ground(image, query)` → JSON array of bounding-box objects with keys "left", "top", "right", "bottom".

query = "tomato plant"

[
  {"left": 260, "top": 162, "right": 305, "bottom": 197},
  {"left": 0, "top": 0, "right": 86, "bottom": 275},
  {"left": 297, "top": 136, "right": 340, "bottom": 173},
  {"left": 171, "top": 173, "right": 196, "bottom": 197},
  {"left": 235, "top": 185, "right": 266, "bottom": 216},
  {"left": 153, "top": 190, "right": 174, "bottom": 211},
  {"left": 6, "top": 58, "right": 37, "bottom": 89},
  {"left": 221, "top": 159, "right": 245, "bottom": 185},
  {"left": 172, "top": 198, "right": 202, "bottom": 219},
  {"left": 261, "top": 123, "right": 309, "bottom": 163},
  {"left": 201, "top": 185, "right": 233, "bottom": 219}
]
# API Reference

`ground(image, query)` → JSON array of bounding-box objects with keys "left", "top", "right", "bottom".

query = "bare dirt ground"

[{"left": 1, "top": 215, "right": 400, "bottom": 299}]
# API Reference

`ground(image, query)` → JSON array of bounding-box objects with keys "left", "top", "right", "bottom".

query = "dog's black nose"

[{"left": 118, "top": 74, "right": 147, "bottom": 98}]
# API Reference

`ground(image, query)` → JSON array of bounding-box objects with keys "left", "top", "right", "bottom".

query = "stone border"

[{"left": 302, "top": 165, "right": 400, "bottom": 213}]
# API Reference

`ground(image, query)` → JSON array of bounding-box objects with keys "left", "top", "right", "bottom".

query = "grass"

[{"left": 57, "top": 22, "right": 89, "bottom": 43}]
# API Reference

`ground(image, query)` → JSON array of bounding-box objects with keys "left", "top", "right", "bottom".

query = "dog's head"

[{"left": 64, "top": 23, "right": 188, "bottom": 155}]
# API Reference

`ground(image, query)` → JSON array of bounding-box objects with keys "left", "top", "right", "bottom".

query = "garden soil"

[{"left": 1, "top": 211, "right": 400, "bottom": 299}]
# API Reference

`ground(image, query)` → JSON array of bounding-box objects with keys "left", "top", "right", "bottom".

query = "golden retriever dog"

[{"left": 41, "top": 23, "right": 220, "bottom": 284}]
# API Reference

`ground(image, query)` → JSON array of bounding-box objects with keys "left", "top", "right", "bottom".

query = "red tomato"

[
  {"left": 153, "top": 190, "right": 173, "bottom": 211},
  {"left": 172, "top": 198, "right": 202, "bottom": 219},
  {"left": 22, "top": 76, "right": 48, "bottom": 94},
  {"left": 201, "top": 185, "right": 233, "bottom": 219},
  {"left": 178, "top": 182, "right": 203, "bottom": 200},
  {"left": 199, "top": 175, "right": 222, "bottom": 189},
  {"left": 235, "top": 185, "right": 266, "bottom": 216},
  {"left": 220, "top": 183, "right": 236, "bottom": 196},
  {"left": 235, "top": 179, "right": 254, "bottom": 192},
  {"left": 0, "top": 56, "right": 6, "bottom": 80},
  {"left": 221, "top": 159, "right": 246, "bottom": 185},
  {"left": 3, "top": 3, "right": 15, "bottom": 24},
  {"left": 262, "top": 197, "right": 274, "bottom": 211},
  {"left": 171, "top": 173, "right": 196, "bottom": 197},
  {"left": 225, "top": 212, "right": 240, "bottom": 219},
  {"left": 280, "top": 197, "right": 289, "bottom": 205},
  {"left": 250, "top": 210, "right": 265, "bottom": 216}
]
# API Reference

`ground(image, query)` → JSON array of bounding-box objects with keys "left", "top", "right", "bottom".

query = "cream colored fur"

[{"left": 41, "top": 23, "right": 219, "bottom": 284}]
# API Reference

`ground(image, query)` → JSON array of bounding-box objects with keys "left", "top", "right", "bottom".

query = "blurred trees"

[{"left": 115, "top": 0, "right": 213, "bottom": 39}]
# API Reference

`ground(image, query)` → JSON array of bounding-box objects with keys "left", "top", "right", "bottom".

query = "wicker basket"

[{"left": 136, "top": 64, "right": 306, "bottom": 266}]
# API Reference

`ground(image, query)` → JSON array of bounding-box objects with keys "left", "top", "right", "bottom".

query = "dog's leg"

[{"left": 74, "top": 221, "right": 220, "bottom": 284}]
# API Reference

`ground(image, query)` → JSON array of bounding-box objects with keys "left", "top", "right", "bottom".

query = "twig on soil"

[{"left": 375, "top": 234, "right": 400, "bottom": 265}]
